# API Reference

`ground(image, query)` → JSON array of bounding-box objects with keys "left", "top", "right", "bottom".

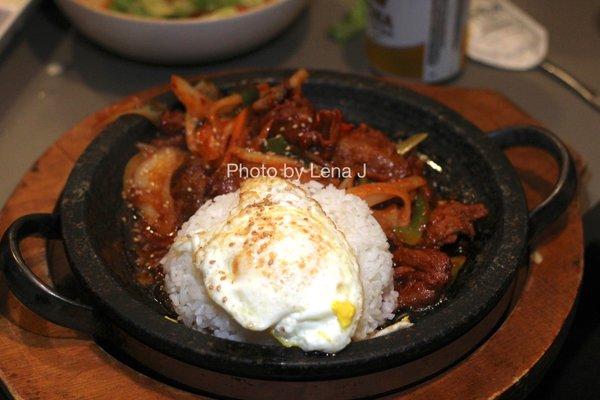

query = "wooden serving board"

[{"left": 0, "top": 78, "right": 584, "bottom": 400}]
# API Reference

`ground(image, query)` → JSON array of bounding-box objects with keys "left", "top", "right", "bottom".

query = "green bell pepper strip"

[{"left": 393, "top": 194, "right": 428, "bottom": 246}]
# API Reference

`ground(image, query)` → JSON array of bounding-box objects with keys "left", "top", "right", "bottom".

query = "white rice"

[{"left": 161, "top": 180, "right": 397, "bottom": 342}]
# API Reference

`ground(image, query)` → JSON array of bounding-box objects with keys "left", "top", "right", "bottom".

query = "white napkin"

[{"left": 467, "top": 0, "right": 548, "bottom": 70}]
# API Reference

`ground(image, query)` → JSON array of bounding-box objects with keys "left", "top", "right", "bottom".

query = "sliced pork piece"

[
  {"left": 393, "top": 246, "right": 452, "bottom": 309},
  {"left": 332, "top": 124, "right": 409, "bottom": 181},
  {"left": 424, "top": 201, "right": 488, "bottom": 247}
]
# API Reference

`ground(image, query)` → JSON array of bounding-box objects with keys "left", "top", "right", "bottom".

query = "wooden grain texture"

[{"left": 0, "top": 79, "right": 584, "bottom": 400}]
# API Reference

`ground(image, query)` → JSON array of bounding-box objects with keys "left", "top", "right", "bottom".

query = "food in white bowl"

[
  {"left": 54, "top": 0, "right": 306, "bottom": 64},
  {"left": 108, "top": 0, "right": 273, "bottom": 19}
]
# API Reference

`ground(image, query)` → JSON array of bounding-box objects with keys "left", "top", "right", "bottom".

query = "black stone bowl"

[{"left": 0, "top": 70, "right": 577, "bottom": 399}]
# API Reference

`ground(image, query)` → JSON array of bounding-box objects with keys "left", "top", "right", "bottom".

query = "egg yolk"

[{"left": 332, "top": 301, "right": 356, "bottom": 329}]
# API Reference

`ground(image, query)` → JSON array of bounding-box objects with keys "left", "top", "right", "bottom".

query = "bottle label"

[
  {"left": 367, "top": 1, "right": 432, "bottom": 48},
  {"left": 367, "top": 0, "right": 469, "bottom": 82}
]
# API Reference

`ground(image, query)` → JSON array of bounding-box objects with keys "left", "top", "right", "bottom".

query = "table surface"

[{"left": 0, "top": 0, "right": 598, "bottom": 399}]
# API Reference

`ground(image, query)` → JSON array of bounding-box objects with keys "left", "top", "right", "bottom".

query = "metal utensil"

[
  {"left": 539, "top": 60, "right": 600, "bottom": 112},
  {"left": 468, "top": 0, "right": 599, "bottom": 113}
]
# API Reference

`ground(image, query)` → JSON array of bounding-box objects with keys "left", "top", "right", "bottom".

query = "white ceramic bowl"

[{"left": 55, "top": 0, "right": 306, "bottom": 64}]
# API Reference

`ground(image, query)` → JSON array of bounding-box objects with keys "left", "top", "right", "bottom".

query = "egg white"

[{"left": 191, "top": 177, "right": 364, "bottom": 352}]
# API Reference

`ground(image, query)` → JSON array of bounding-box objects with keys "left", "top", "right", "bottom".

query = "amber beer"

[{"left": 366, "top": 0, "right": 469, "bottom": 82}]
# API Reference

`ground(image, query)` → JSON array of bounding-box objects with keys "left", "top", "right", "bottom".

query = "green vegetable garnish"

[
  {"left": 239, "top": 87, "right": 259, "bottom": 106},
  {"left": 264, "top": 135, "right": 291, "bottom": 156},
  {"left": 328, "top": 0, "right": 367, "bottom": 43},
  {"left": 393, "top": 194, "right": 428, "bottom": 246}
]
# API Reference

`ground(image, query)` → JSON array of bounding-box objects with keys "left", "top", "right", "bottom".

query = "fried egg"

[{"left": 190, "top": 177, "right": 364, "bottom": 352}]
